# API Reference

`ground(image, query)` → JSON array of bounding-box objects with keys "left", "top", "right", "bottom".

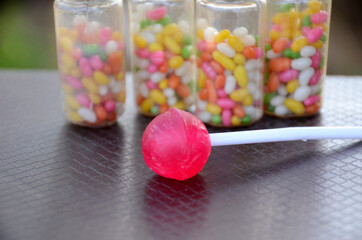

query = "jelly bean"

[
  {"left": 233, "top": 54, "right": 246, "bottom": 65},
  {"left": 104, "top": 100, "right": 116, "bottom": 113},
  {"left": 211, "top": 114, "right": 222, "bottom": 125},
  {"left": 267, "top": 73, "right": 280, "bottom": 92},
  {"left": 163, "top": 36, "right": 181, "bottom": 54},
  {"left": 230, "top": 88, "right": 249, "bottom": 102},
  {"left": 93, "top": 71, "right": 110, "bottom": 85},
  {"left": 241, "top": 115, "right": 251, "bottom": 125},
  {"left": 267, "top": 49, "right": 281, "bottom": 59},
  {"left": 136, "top": 48, "right": 150, "bottom": 58},
  {"left": 273, "top": 38, "right": 288, "bottom": 53},
  {"left": 76, "top": 93, "right": 91, "bottom": 108},
  {"left": 210, "top": 61, "right": 224, "bottom": 74},
  {"left": 215, "top": 30, "right": 231, "bottom": 43},
  {"left": 67, "top": 76, "right": 83, "bottom": 90},
  {"left": 89, "top": 55, "right": 103, "bottom": 70},
  {"left": 311, "top": 50, "right": 321, "bottom": 68},
  {"left": 217, "top": 43, "right": 236, "bottom": 58},
  {"left": 304, "top": 95, "right": 320, "bottom": 106},
  {"left": 222, "top": 110, "right": 232, "bottom": 126},
  {"left": 282, "top": 48, "right": 301, "bottom": 59},
  {"left": 275, "top": 105, "right": 289, "bottom": 116},
  {"left": 284, "top": 98, "right": 305, "bottom": 115},
  {"left": 78, "top": 108, "right": 97, "bottom": 123},
  {"left": 242, "top": 47, "right": 257, "bottom": 59},
  {"left": 224, "top": 75, "right": 237, "bottom": 94},
  {"left": 168, "top": 74, "right": 181, "bottom": 89},
  {"left": 279, "top": 69, "right": 299, "bottom": 83},
  {"left": 270, "top": 95, "right": 285, "bottom": 107},
  {"left": 286, "top": 79, "right": 299, "bottom": 93},
  {"left": 293, "top": 86, "right": 311, "bottom": 102},
  {"left": 269, "top": 58, "right": 292, "bottom": 72},
  {"left": 242, "top": 35, "right": 256, "bottom": 47},
  {"left": 204, "top": 27, "right": 218, "bottom": 42},
  {"left": 301, "top": 26, "right": 312, "bottom": 36},
  {"left": 309, "top": 69, "right": 321, "bottom": 85},
  {"left": 212, "top": 51, "right": 236, "bottom": 71},
  {"left": 228, "top": 36, "right": 244, "bottom": 52},
  {"left": 215, "top": 75, "right": 226, "bottom": 89},
  {"left": 291, "top": 58, "right": 312, "bottom": 71},
  {"left": 206, "top": 79, "right": 218, "bottom": 104},
  {"left": 217, "top": 98, "right": 236, "bottom": 109},
  {"left": 146, "top": 7, "right": 167, "bottom": 21},
  {"left": 150, "top": 72, "right": 166, "bottom": 83},
  {"left": 181, "top": 46, "right": 192, "bottom": 59},
  {"left": 206, "top": 103, "right": 222, "bottom": 115},
  {"left": 264, "top": 92, "right": 277, "bottom": 106},
  {"left": 134, "top": 34, "right": 147, "bottom": 48},
  {"left": 60, "top": 37, "right": 73, "bottom": 53},
  {"left": 66, "top": 95, "right": 81, "bottom": 109},
  {"left": 300, "top": 46, "right": 316, "bottom": 57},
  {"left": 291, "top": 37, "right": 308, "bottom": 52},
  {"left": 232, "top": 104, "right": 245, "bottom": 118},
  {"left": 233, "top": 27, "right": 248, "bottom": 39},
  {"left": 141, "top": 99, "right": 154, "bottom": 113},
  {"left": 311, "top": 11, "right": 328, "bottom": 24},
  {"left": 234, "top": 65, "right": 248, "bottom": 88},
  {"left": 169, "top": 56, "right": 184, "bottom": 69},
  {"left": 105, "top": 40, "right": 118, "bottom": 55},
  {"left": 147, "top": 64, "right": 158, "bottom": 73},
  {"left": 217, "top": 89, "right": 228, "bottom": 98},
  {"left": 198, "top": 111, "right": 212, "bottom": 123},
  {"left": 307, "top": 27, "right": 323, "bottom": 43},
  {"left": 299, "top": 68, "right": 315, "bottom": 86},
  {"left": 149, "top": 50, "right": 165, "bottom": 65},
  {"left": 202, "top": 62, "right": 217, "bottom": 80}
]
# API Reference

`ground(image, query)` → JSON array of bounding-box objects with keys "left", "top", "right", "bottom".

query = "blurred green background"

[{"left": 0, "top": 0, "right": 361, "bottom": 75}]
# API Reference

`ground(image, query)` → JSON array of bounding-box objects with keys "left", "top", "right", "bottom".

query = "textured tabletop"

[{"left": 0, "top": 70, "right": 361, "bottom": 240}]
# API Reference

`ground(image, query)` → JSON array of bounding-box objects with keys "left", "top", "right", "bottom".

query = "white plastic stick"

[{"left": 209, "top": 127, "right": 362, "bottom": 147}]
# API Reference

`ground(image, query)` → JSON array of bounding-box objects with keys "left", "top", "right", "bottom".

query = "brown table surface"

[{"left": 0, "top": 70, "right": 361, "bottom": 240}]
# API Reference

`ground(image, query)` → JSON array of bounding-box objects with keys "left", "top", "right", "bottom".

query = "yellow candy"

[
  {"left": 116, "top": 91, "right": 126, "bottom": 103},
  {"left": 291, "top": 37, "right": 308, "bottom": 52},
  {"left": 70, "top": 68, "right": 82, "bottom": 78},
  {"left": 163, "top": 36, "right": 181, "bottom": 54},
  {"left": 234, "top": 65, "right": 248, "bottom": 87},
  {"left": 67, "top": 111, "right": 83, "bottom": 123},
  {"left": 58, "top": 27, "right": 69, "bottom": 37},
  {"left": 230, "top": 88, "right": 249, "bottom": 102},
  {"left": 313, "top": 24, "right": 328, "bottom": 32},
  {"left": 173, "top": 101, "right": 185, "bottom": 110},
  {"left": 65, "top": 95, "right": 80, "bottom": 110},
  {"left": 281, "top": 29, "right": 293, "bottom": 39},
  {"left": 162, "top": 24, "right": 180, "bottom": 35},
  {"left": 59, "top": 65, "right": 70, "bottom": 75},
  {"left": 112, "top": 31, "right": 122, "bottom": 41},
  {"left": 141, "top": 99, "right": 153, "bottom": 112},
  {"left": 269, "top": 30, "right": 282, "bottom": 41},
  {"left": 156, "top": 33, "right": 163, "bottom": 44},
  {"left": 150, "top": 89, "right": 167, "bottom": 105},
  {"left": 169, "top": 56, "right": 184, "bottom": 69},
  {"left": 81, "top": 77, "right": 98, "bottom": 94},
  {"left": 212, "top": 51, "right": 236, "bottom": 71},
  {"left": 198, "top": 69, "right": 206, "bottom": 88},
  {"left": 310, "top": 40, "right": 324, "bottom": 49},
  {"left": 308, "top": 0, "right": 322, "bottom": 13},
  {"left": 159, "top": 79, "right": 168, "bottom": 90},
  {"left": 115, "top": 71, "right": 125, "bottom": 81},
  {"left": 61, "top": 84, "right": 74, "bottom": 94},
  {"left": 228, "top": 36, "right": 244, "bottom": 52},
  {"left": 197, "top": 29, "right": 204, "bottom": 40},
  {"left": 231, "top": 116, "right": 241, "bottom": 126},
  {"left": 88, "top": 93, "right": 101, "bottom": 104},
  {"left": 286, "top": 79, "right": 299, "bottom": 93},
  {"left": 93, "top": 71, "right": 110, "bottom": 85},
  {"left": 301, "top": 8, "right": 313, "bottom": 18},
  {"left": 233, "top": 54, "right": 246, "bottom": 65},
  {"left": 59, "top": 37, "right": 73, "bottom": 53},
  {"left": 206, "top": 103, "right": 222, "bottom": 115},
  {"left": 173, "top": 31, "right": 184, "bottom": 44},
  {"left": 214, "top": 30, "right": 231, "bottom": 43},
  {"left": 68, "top": 30, "right": 78, "bottom": 43},
  {"left": 61, "top": 54, "right": 76, "bottom": 69},
  {"left": 284, "top": 98, "right": 305, "bottom": 114},
  {"left": 148, "top": 43, "right": 163, "bottom": 52},
  {"left": 242, "top": 94, "right": 253, "bottom": 106},
  {"left": 134, "top": 34, "right": 147, "bottom": 48}
]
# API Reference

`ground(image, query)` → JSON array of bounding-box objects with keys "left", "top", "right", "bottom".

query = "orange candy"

[
  {"left": 159, "top": 62, "right": 169, "bottom": 73},
  {"left": 242, "top": 47, "right": 257, "bottom": 59},
  {"left": 199, "top": 88, "right": 208, "bottom": 101},
  {"left": 232, "top": 104, "right": 246, "bottom": 118},
  {"left": 267, "top": 72, "right": 280, "bottom": 92},
  {"left": 269, "top": 58, "right": 292, "bottom": 72},
  {"left": 176, "top": 84, "right": 190, "bottom": 98},
  {"left": 206, "top": 79, "right": 217, "bottom": 104},
  {"left": 159, "top": 104, "right": 169, "bottom": 114},
  {"left": 272, "top": 38, "right": 288, "bottom": 53},
  {"left": 210, "top": 61, "right": 224, "bottom": 74},
  {"left": 106, "top": 112, "right": 117, "bottom": 122},
  {"left": 102, "top": 63, "right": 112, "bottom": 75},
  {"left": 108, "top": 52, "right": 123, "bottom": 75},
  {"left": 201, "top": 52, "right": 213, "bottom": 62},
  {"left": 306, "top": 102, "right": 321, "bottom": 114},
  {"left": 215, "top": 75, "right": 226, "bottom": 89},
  {"left": 137, "top": 94, "right": 144, "bottom": 106},
  {"left": 94, "top": 105, "right": 107, "bottom": 121},
  {"left": 168, "top": 74, "right": 180, "bottom": 89},
  {"left": 206, "top": 41, "right": 217, "bottom": 52}
]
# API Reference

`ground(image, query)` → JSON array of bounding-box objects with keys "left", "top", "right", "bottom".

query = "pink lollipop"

[{"left": 142, "top": 108, "right": 362, "bottom": 181}]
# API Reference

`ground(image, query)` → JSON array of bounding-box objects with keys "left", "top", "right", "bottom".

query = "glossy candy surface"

[{"left": 142, "top": 108, "right": 211, "bottom": 180}]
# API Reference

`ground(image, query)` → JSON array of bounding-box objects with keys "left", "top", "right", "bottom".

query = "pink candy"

[
  {"left": 99, "top": 27, "right": 112, "bottom": 46},
  {"left": 222, "top": 110, "right": 232, "bottom": 127},
  {"left": 104, "top": 100, "right": 116, "bottom": 113},
  {"left": 311, "top": 50, "right": 322, "bottom": 69},
  {"left": 311, "top": 11, "right": 328, "bottom": 24},
  {"left": 217, "top": 98, "right": 236, "bottom": 109},
  {"left": 67, "top": 76, "right": 83, "bottom": 90},
  {"left": 76, "top": 93, "right": 91, "bottom": 108},
  {"left": 147, "top": 79, "right": 158, "bottom": 90},
  {"left": 255, "top": 48, "right": 263, "bottom": 59},
  {"left": 90, "top": 55, "right": 103, "bottom": 70},
  {"left": 150, "top": 51, "right": 165, "bottom": 65},
  {"left": 217, "top": 89, "right": 228, "bottom": 98},
  {"left": 307, "top": 27, "right": 323, "bottom": 43},
  {"left": 146, "top": 7, "right": 167, "bottom": 21},
  {"left": 202, "top": 62, "right": 217, "bottom": 80},
  {"left": 147, "top": 64, "right": 158, "bottom": 73},
  {"left": 136, "top": 48, "right": 150, "bottom": 58},
  {"left": 71, "top": 47, "right": 82, "bottom": 60},
  {"left": 279, "top": 69, "right": 299, "bottom": 83},
  {"left": 197, "top": 41, "right": 207, "bottom": 51},
  {"left": 309, "top": 69, "right": 321, "bottom": 85},
  {"left": 271, "top": 24, "right": 282, "bottom": 31},
  {"left": 304, "top": 95, "right": 320, "bottom": 106},
  {"left": 302, "top": 26, "right": 312, "bottom": 36}
]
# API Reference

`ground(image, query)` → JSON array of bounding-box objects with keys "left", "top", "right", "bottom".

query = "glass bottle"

[
  {"left": 195, "top": 0, "right": 266, "bottom": 127},
  {"left": 128, "top": 0, "right": 196, "bottom": 117},
  {"left": 54, "top": 0, "right": 126, "bottom": 127},
  {"left": 264, "top": 0, "right": 332, "bottom": 117}
]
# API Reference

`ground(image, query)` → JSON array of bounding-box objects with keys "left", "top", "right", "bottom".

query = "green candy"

[
  {"left": 282, "top": 48, "right": 301, "bottom": 59},
  {"left": 187, "top": 81, "right": 196, "bottom": 94},
  {"left": 98, "top": 51, "right": 108, "bottom": 62},
  {"left": 267, "top": 105, "right": 275, "bottom": 113},
  {"left": 82, "top": 44, "right": 99, "bottom": 57},
  {"left": 279, "top": 3, "right": 293, "bottom": 13},
  {"left": 183, "top": 35, "right": 192, "bottom": 46},
  {"left": 264, "top": 72, "right": 270, "bottom": 86},
  {"left": 241, "top": 115, "right": 252, "bottom": 125},
  {"left": 264, "top": 92, "right": 277, "bottom": 106},
  {"left": 196, "top": 50, "right": 201, "bottom": 57},
  {"left": 265, "top": 43, "right": 272, "bottom": 52},
  {"left": 150, "top": 106, "right": 159, "bottom": 115},
  {"left": 140, "top": 19, "right": 153, "bottom": 29},
  {"left": 254, "top": 35, "right": 260, "bottom": 45},
  {"left": 320, "top": 34, "right": 327, "bottom": 43},
  {"left": 302, "top": 15, "right": 312, "bottom": 27},
  {"left": 181, "top": 46, "right": 192, "bottom": 59},
  {"left": 319, "top": 56, "right": 325, "bottom": 69},
  {"left": 156, "top": 16, "right": 171, "bottom": 27},
  {"left": 211, "top": 115, "right": 222, "bottom": 125},
  {"left": 134, "top": 66, "right": 140, "bottom": 72}
]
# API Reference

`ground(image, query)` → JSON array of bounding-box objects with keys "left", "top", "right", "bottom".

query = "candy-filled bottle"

[
  {"left": 264, "top": 0, "right": 331, "bottom": 117},
  {"left": 195, "top": 0, "right": 266, "bottom": 127},
  {"left": 54, "top": 0, "right": 126, "bottom": 127},
  {"left": 128, "top": 0, "right": 196, "bottom": 116}
]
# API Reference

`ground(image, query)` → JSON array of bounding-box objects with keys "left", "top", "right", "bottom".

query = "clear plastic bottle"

[
  {"left": 195, "top": 0, "right": 266, "bottom": 127},
  {"left": 128, "top": 0, "right": 196, "bottom": 117},
  {"left": 54, "top": 0, "right": 126, "bottom": 127},
  {"left": 264, "top": 0, "right": 331, "bottom": 117}
]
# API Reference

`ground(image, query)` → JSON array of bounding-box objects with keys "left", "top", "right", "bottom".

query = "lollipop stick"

[{"left": 209, "top": 127, "right": 362, "bottom": 147}]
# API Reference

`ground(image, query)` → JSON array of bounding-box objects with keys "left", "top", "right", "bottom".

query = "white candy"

[
  {"left": 224, "top": 75, "right": 237, "bottom": 94},
  {"left": 139, "top": 83, "right": 149, "bottom": 98},
  {"left": 311, "top": 85, "right": 321, "bottom": 95},
  {"left": 253, "top": 90, "right": 262, "bottom": 101},
  {"left": 132, "top": 22, "right": 140, "bottom": 34},
  {"left": 247, "top": 70, "right": 261, "bottom": 82},
  {"left": 275, "top": 105, "right": 289, "bottom": 116},
  {"left": 175, "top": 61, "right": 191, "bottom": 76},
  {"left": 217, "top": 43, "right": 235, "bottom": 58},
  {"left": 292, "top": 58, "right": 312, "bottom": 71},
  {"left": 252, "top": 110, "right": 263, "bottom": 121},
  {"left": 270, "top": 95, "right": 285, "bottom": 107},
  {"left": 137, "top": 70, "right": 150, "bottom": 80},
  {"left": 198, "top": 111, "right": 212, "bottom": 123},
  {"left": 197, "top": 100, "right": 208, "bottom": 111},
  {"left": 299, "top": 68, "right": 315, "bottom": 86},
  {"left": 247, "top": 82, "right": 257, "bottom": 96},
  {"left": 73, "top": 15, "right": 86, "bottom": 27},
  {"left": 141, "top": 31, "right": 156, "bottom": 43},
  {"left": 266, "top": 49, "right": 281, "bottom": 59},
  {"left": 136, "top": 3, "right": 153, "bottom": 12},
  {"left": 244, "top": 106, "right": 256, "bottom": 116},
  {"left": 204, "top": 27, "right": 218, "bottom": 42},
  {"left": 278, "top": 85, "right": 288, "bottom": 96},
  {"left": 167, "top": 96, "right": 177, "bottom": 106},
  {"left": 105, "top": 40, "right": 118, "bottom": 55},
  {"left": 244, "top": 59, "right": 260, "bottom": 71},
  {"left": 224, "top": 70, "right": 232, "bottom": 76},
  {"left": 163, "top": 88, "right": 175, "bottom": 98},
  {"left": 98, "top": 85, "right": 108, "bottom": 96},
  {"left": 152, "top": 24, "right": 163, "bottom": 33},
  {"left": 300, "top": 46, "right": 316, "bottom": 57},
  {"left": 196, "top": 18, "right": 208, "bottom": 30},
  {"left": 178, "top": 20, "right": 190, "bottom": 34},
  {"left": 150, "top": 72, "right": 165, "bottom": 83},
  {"left": 83, "top": 21, "right": 99, "bottom": 35},
  {"left": 181, "top": 72, "right": 192, "bottom": 84},
  {"left": 137, "top": 59, "right": 150, "bottom": 69},
  {"left": 293, "top": 86, "right": 311, "bottom": 102},
  {"left": 78, "top": 108, "right": 96, "bottom": 123},
  {"left": 242, "top": 35, "right": 256, "bottom": 47},
  {"left": 111, "top": 82, "right": 123, "bottom": 94},
  {"left": 184, "top": 96, "right": 194, "bottom": 105},
  {"left": 233, "top": 27, "right": 248, "bottom": 39}
]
